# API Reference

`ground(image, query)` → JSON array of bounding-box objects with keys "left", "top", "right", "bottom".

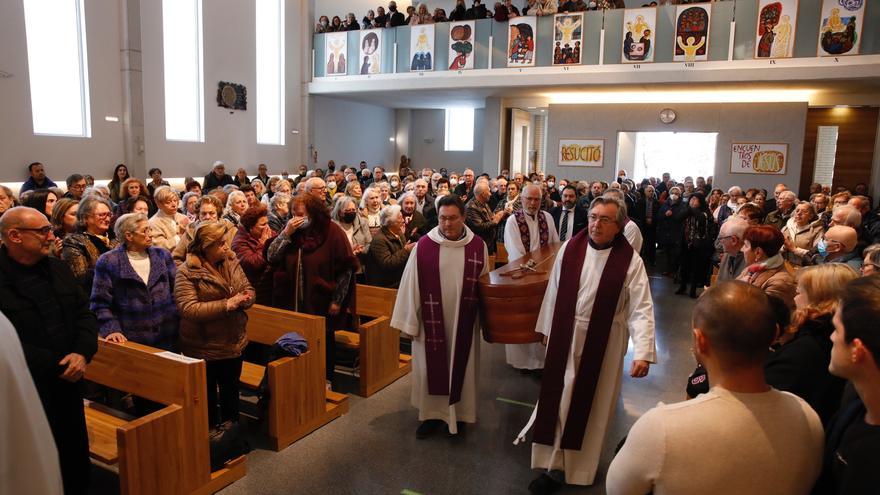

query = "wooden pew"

[
  {"left": 496, "top": 242, "right": 509, "bottom": 265},
  {"left": 335, "top": 284, "right": 412, "bottom": 397},
  {"left": 84, "top": 340, "right": 246, "bottom": 495},
  {"left": 241, "top": 305, "right": 349, "bottom": 451}
]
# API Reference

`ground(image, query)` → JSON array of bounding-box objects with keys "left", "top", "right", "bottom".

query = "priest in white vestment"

[
  {"left": 392, "top": 196, "right": 490, "bottom": 438},
  {"left": 503, "top": 184, "right": 560, "bottom": 370},
  {"left": 519, "top": 197, "right": 656, "bottom": 492},
  {"left": 0, "top": 311, "right": 63, "bottom": 495}
]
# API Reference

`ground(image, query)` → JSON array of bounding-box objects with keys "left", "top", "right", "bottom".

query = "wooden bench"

[
  {"left": 84, "top": 340, "right": 246, "bottom": 495},
  {"left": 496, "top": 242, "right": 509, "bottom": 265},
  {"left": 242, "top": 305, "right": 349, "bottom": 451},
  {"left": 335, "top": 284, "right": 412, "bottom": 397}
]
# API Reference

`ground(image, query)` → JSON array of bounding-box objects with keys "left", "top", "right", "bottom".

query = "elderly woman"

[
  {"left": 378, "top": 182, "right": 397, "bottom": 206},
  {"left": 763, "top": 264, "right": 857, "bottom": 424},
  {"left": 232, "top": 204, "right": 275, "bottom": 303},
  {"left": 268, "top": 192, "right": 291, "bottom": 233},
  {"left": 365, "top": 205, "right": 414, "bottom": 288},
  {"left": 150, "top": 186, "right": 190, "bottom": 251},
  {"left": 737, "top": 225, "right": 797, "bottom": 309},
  {"left": 0, "top": 185, "right": 16, "bottom": 216},
  {"left": 61, "top": 196, "right": 118, "bottom": 295},
  {"left": 861, "top": 244, "right": 880, "bottom": 277},
  {"left": 233, "top": 168, "right": 250, "bottom": 187},
  {"left": 176, "top": 222, "right": 254, "bottom": 425},
  {"left": 172, "top": 195, "right": 236, "bottom": 265},
  {"left": 251, "top": 179, "right": 266, "bottom": 203},
  {"left": 332, "top": 195, "right": 372, "bottom": 257},
  {"left": 782, "top": 201, "right": 823, "bottom": 266},
  {"left": 361, "top": 186, "right": 383, "bottom": 235},
  {"left": 223, "top": 190, "right": 248, "bottom": 227},
  {"left": 267, "top": 193, "right": 359, "bottom": 385},
  {"left": 90, "top": 213, "right": 180, "bottom": 350},
  {"left": 181, "top": 191, "right": 200, "bottom": 223},
  {"left": 49, "top": 198, "right": 78, "bottom": 257},
  {"left": 23, "top": 189, "right": 58, "bottom": 220},
  {"left": 344, "top": 180, "right": 363, "bottom": 202}
]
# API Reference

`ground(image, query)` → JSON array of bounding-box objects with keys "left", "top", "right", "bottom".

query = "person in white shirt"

[{"left": 606, "top": 281, "right": 824, "bottom": 495}]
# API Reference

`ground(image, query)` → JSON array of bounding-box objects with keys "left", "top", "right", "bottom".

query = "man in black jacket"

[
  {"left": 550, "top": 185, "right": 587, "bottom": 242},
  {"left": 387, "top": 1, "right": 406, "bottom": 26},
  {"left": 633, "top": 185, "right": 661, "bottom": 265},
  {"left": 203, "top": 161, "right": 235, "bottom": 192},
  {"left": 467, "top": 0, "right": 489, "bottom": 19},
  {"left": 0, "top": 207, "right": 98, "bottom": 495}
]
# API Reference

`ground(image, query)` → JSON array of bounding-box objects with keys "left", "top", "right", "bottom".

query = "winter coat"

[
  {"left": 174, "top": 252, "right": 254, "bottom": 360},
  {"left": 61, "top": 231, "right": 118, "bottom": 296},
  {"left": 657, "top": 200, "right": 687, "bottom": 246},
  {"left": 365, "top": 227, "right": 410, "bottom": 288},
  {"left": 150, "top": 211, "right": 188, "bottom": 251},
  {"left": 90, "top": 245, "right": 179, "bottom": 349},
  {"left": 231, "top": 225, "right": 275, "bottom": 304}
]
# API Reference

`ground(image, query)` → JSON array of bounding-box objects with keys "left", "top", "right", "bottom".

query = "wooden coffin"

[{"left": 479, "top": 243, "right": 561, "bottom": 344}]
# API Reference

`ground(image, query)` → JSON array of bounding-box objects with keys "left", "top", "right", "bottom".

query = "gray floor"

[{"left": 89, "top": 271, "right": 700, "bottom": 495}]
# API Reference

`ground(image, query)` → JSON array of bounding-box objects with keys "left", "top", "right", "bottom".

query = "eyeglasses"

[
  {"left": 716, "top": 235, "right": 734, "bottom": 242},
  {"left": 16, "top": 226, "right": 53, "bottom": 236},
  {"left": 860, "top": 262, "right": 880, "bottom": 272},
  {"left": 588, "top": 215, "right": 615, "bottom": 225},
  {"left": 93, "top": 212, "right": 112, "bottom": 219}
]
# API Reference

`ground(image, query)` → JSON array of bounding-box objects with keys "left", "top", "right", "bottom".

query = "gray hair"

[
  {"left": 379, "top": 205, "right": 402, "bottom": 227},
  {"left": 304, "top": 177, "right": 326, "bottom": 193},
  {"left": 778, "top": 190, "right": 797, "bottom": 202},
  {"left": 76, "top": 196, "right": 113, "bottom": 230},
  {"left": 728, "top": 186, "right": 743, "bottom": 196},
  {"left": 225, "top": 190, "right": 246, "bottom": 216},
  {"left": 398, "top": 191, "right": 416, "bottom": 204},
  {"left": 360, "top": 186, "right": 380, "bottom": 210},
  {"left": 864, "top": 243, "right": 880, "bottom": 266},
  {"left": 153, "top": 185, "right": 178, "bottom": 205},
  {"left": 331, "top": 195, "right": 358, "bottom": 221},
  {"left": 720, "top": 217, "right": 749, "bottom": 239},
  {"left": 222, "top": 184, "right": 240, "bottom": 194},
  {"left": 589, "top": 197, "right": 627, "bottom": 227},
  {"left": 181, "top": 191, "right": 200, "bottom": 212},
  {"left": 270, "top": 192, "right": 290, "bottom": 213},
  {"left": 833, "top": 204, "right": 862, "bottom": 228},
  {"left": 474, "top": 181, "right": 490, "bottom": 195},
  {"left": 114, "top": 213, "right": 149, "bottom": 242}
]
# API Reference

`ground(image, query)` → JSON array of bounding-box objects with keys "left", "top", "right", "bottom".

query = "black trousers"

[
  {"left": 39, "top": 380, "right": 91, "bottom": 495},
  {"left": 641, "top": 225, "right": 657, "bottom": 265},
  {"left": 205, "top": 357, "right": 243, "bottom": 426},
  {"left": 679, "top": 245, "right": 713, "bottom": 289}
]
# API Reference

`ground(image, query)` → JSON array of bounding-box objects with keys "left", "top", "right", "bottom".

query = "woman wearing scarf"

[
  {"left": 266, "top": 194, "right": 359, "bottom": 387},
  {"left": 675, "top": 193, "right": 716, "bottom": 298},
  {"left": 61, "top": 196, "right": 118, "bottom": 296},
  {"left": 737, "top": 225, "right": 796, "bottom": 309},
  {"left": 223, "top": 191, "right": 249, "bottom": 227}
]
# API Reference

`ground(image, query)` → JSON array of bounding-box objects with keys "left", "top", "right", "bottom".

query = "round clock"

[{"left": 659, "top": 108, "right": 677, "bottom": 124}]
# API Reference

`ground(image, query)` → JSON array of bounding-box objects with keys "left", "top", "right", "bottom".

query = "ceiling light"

[{"left": 542, "top": 89, "right": 815, "bottom": 104}]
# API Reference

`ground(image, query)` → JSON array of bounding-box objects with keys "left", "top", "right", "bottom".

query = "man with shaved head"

[
  {"left": 0, "top": 207, "right": 98, "bottom": 494},
  {"left": 607, "top": 281, "right": 823, "bottom": 495},
  {"left": 502, "top": 184, "right": 560, "bottom": 371},
  {"left": 817, "top": 225, "right": 862, "bottom": 270},
  {"left": 465, "top": 181, "right": 508, "bottom": 255}
]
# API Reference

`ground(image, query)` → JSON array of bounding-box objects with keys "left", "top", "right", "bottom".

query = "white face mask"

[
  {"left": 547, "top": 181, "right": 555, "bottom": 188},
  {"left": 670, "top": 194, "right": 680, "bottom": 202},
  {"left": 450, "top": 179, "right": 459, "bottom": 187},
  {"left": 327, "top": 181, "right": 337, "bottom": 190}
]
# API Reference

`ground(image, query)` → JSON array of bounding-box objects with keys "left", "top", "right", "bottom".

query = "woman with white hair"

[
  {"left": 365, "top": 205, "right": 414, "bottom": 288},
  {"left": 150, "top": 186, "right": 190, "bottom": 251},
  {"left": 378, "top": 181, "right": 398, "bottom": 206},
  {"left": 361, "top": 186, "right": 383, "bottom": 236},
  {"left": 223, "top": 190, "right": 249, "bottom": 227},
  {"left": 331, "top": 195, "right": 372, "bottom": 256},
  {"left": 268, "top": 192, "right": 291, "bottom": 233},
  {"left": 181, "top": 191, "right": 201, "bottom": 224},
  {"left": 90, "top": 213, "right": 179, "bottom": 350}
]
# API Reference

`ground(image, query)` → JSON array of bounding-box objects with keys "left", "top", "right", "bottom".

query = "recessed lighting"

[
  {"left": 104, "top": 116, "right": 119, "bottom": 122},
  {"left": 389, "top": 137, "right": 396, "bottom": 142}
]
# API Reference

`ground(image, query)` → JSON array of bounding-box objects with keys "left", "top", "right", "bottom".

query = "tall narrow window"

[
  {"left": 163, "top": 0, "right": 204, "bottom": 142},
  {"left": 23, "top": 0, "right": 91, "bottom": 137},
  {"left": 445, "top": 108, "right": 474, "bottom": 151},
  {"left": 256, "top": 0, "right": 285, "bottom": 145},
  {"left": 813, "top": 126, "right": 839, "bottom": 187}
]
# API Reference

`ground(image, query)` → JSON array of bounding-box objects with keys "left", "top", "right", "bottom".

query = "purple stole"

[
  {"left": 532, "top": 231, "right": 634, "bottom": 450},
  {"left": 514, "top": 210, "right": 550, "bottom": 254},
  {"left": 415, "top": 234, "right": 485, "bottom": 405}
]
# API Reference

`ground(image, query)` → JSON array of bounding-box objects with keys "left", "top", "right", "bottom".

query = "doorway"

[{"left": 617, "top": 131, "right": 718, "bottom": 181}]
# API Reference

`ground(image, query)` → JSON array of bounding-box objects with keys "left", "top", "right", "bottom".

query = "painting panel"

[
  {"left": 730, "top": 143, "right": 789, "bottom": 175},
  {"left": 410, "top": 24, "right": 435, "bottom": 71},
  {"left": 508, "top": 17, "right": 537, "bottom": 67},
  {"left": 449, "top": 21, "right": 476, "bottom": 70},
  {"left": 359, "top": 29, "right": 383, "bottom": 75},
  {"left": 552, "top": 13, "right": 584, "bottom": 65},
  {"left": 559, "top": 139, "right": 605, "bottom": 167},
  {"left": 755, "top": 0, "right": 799, "bottom": 59},
  {"left": 817, "top": 0, "right": 865, "bottom": 56},
  {"left": 673, "top": 3, "right": 712, "bottom": 62},
  {"left": 622, "top": 8, "right": 657, "bottom": 63},
  {"left": 324, "top": 32, "right": 348, "bottom": 76}
]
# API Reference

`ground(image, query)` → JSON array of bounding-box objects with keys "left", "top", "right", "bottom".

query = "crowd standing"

[{"left": 2, "top": 157, "right": 879, "bottom": 494}]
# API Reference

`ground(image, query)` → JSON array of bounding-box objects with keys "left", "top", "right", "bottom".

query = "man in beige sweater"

[{"left": 606, "top": 281, "right": 824, "bottom": 495}]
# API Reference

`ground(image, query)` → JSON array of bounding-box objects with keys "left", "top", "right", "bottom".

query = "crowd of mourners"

[{"left": 2, "top": 155, "right": 879, "bottom": 494}]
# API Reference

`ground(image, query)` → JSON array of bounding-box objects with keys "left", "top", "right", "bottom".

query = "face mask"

[
  {"left": 817, "top": 238, "right": 828, "bottom": 257},
  {"left": 450, "top": 179, "right": 459, "bottom": 187},
  {"left": 321, "top": 20, "right": 328, "bottom": 26},
  {"left": 422, "top": 175, "right": 431, "bottom": 181},
  {"left": 547, "top": 181, "right": 555, "bottom": 188},
  {"left": 300, "top": 217, "right": 311, "bottom": 229},
  {"left": 342, "top": 212, "right": 357, "bottom": 223},
  {"left": 391, "top": 181, "right": 399, "bottom": 187},
  {"left": 327, "top": 181, "right": 337, "bottom": 190},
  {"left": 670, "top": 194, "right": 680, "bottom": 202}
]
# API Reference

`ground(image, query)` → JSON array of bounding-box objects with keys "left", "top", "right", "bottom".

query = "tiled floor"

[{"left": 88, "top": 271, "right": 700, "bottom": 495}]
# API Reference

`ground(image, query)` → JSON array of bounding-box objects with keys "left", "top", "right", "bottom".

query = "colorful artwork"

[
  {"left": 552, "top": 14, "right": 583, "bottom": 66},
  {"left": 508, "top": 17, "right": 537, "bottom": 67},
  {"left": 324, "top": 32, "right": 348, "bottom": 76},
  {"left": 559, "top": 139, "right": 604, "bottom": 167},
  {"left": 817, "top": 0, "right": 865, "bottom": 56},
  {"left": 730, "top": 143, "right": 789, "bottom": 175},
  {"left": 755, "top": 0, "right": 799, "bottom": 58},
  {"left": 410, "top": 24, "right": 435, "bottom": 71},
  {"left": 448, "top": 21, "right": 475, "bottom": 70},
  {"left": 359, "top": 29, "right": 382, "bottom": 75},
  {"left": 622, "top": 8, "right": 656, "bottom": 63},
  {"left": 673, "top": 4, "right": 712, "bottom": 62}
]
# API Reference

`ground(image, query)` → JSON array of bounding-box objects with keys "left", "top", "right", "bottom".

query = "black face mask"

[{"left": 342, "top": 212, "right": 357, "bottom": 223}]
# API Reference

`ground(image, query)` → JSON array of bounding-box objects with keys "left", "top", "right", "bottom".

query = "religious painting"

[
  {"left": 755, "top": 0, "right": 799, "bottom": 59},
  {"left": 216, "top": 82, "right": 246, "bottom": 110},
  {"left": 410, "top": 24, "right": 435, "bottom": 71},
  {"left": 817, "top": 0, "right": 865, "bottom": 56},
  {"left": 448, "top": 21, "right": 476, "bottom": 70},
  {"left": 673, "top": 3, "right": 712, "bottom": 62},
  {"left": 730, "top": 143, "right": 789, "bottom": 175},
  {"left": 559, "top": 139, "right": 604, "bottom": 167},
  {"left": 324, "top": 32, "right": 348, "bottom": 76},
  {"left": 552, "top": 13, "right": 584, "bottom": 66},
  {"left": 508, "top": 17, "right": 537, "bottom": 67},
  {"left": 359, "top": 29, "right": 382, "bottom": 75},
  {"left": 622, "top": 8, "right": 656, "bottom": 63}
]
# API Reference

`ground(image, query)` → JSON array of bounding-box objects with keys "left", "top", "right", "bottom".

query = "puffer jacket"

[{"left": 174, "top": 251, "right": 254, "bottom": 360}]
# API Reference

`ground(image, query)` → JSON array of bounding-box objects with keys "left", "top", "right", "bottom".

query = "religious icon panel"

[
  {"left": 755, "top": 0, "right": 799, "bottom": 59},
  {"left": 817, "top": 0, "right": 865, "bottom": 56},
  {"left": 553, "top": 13, "right": 584, "bottom": 66},
  {"left": 622, "top": 8, "right": 657, "bottom": 63},
  {"left": 449, "top": 21, "right": 476, "bottom": 70},
  {"left": 673, "top": 3, "right": 712, "bottom": 62},
  {"left": 508, "top": 17, "right": 537, "bottom": 68},
  {"left": 411, "top": 24, "right": 435, "bottom": 72},
  {"left": 359, "top": 29, "right": 383, "bottom": 75},
  {"left": 324, "top": 32, "right": 348, "bottom": 75}
]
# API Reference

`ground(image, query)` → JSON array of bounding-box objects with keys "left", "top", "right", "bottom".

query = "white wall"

[
  {"left": 310, "top": 95, "right": 396, "bottom": 168},
  {"left": 0, "top": 0, "right": 126, "bottom": 182},
  {"left": 407, "top": 108, "right": 486, "bottom": 174},
  {"left": 139, "top": 0, "right": 309, "bottom": 179}
]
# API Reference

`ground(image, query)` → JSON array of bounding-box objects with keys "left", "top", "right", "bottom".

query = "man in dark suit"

[
  {"left": 202, "top": 161, "right": 234, "bottom": 192},
  {"left": 634, "top": 185, "right": 661, "bottom": 265},
  {"left": 551, "top": 185, "right": 587, "bottom": 242}
]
